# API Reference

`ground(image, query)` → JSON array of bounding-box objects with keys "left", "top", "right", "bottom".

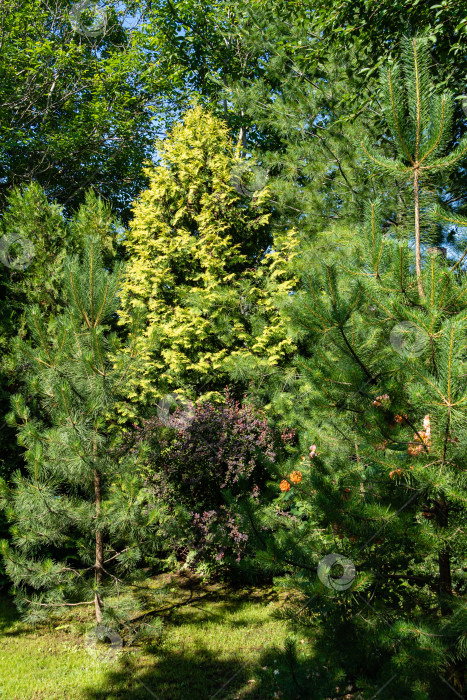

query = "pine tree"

[
  {"left": 0, "top": 185, "right": 122, "bottom": 507},
  {"left": 362, "top": 36, "right": 467, "bottom": 300},
  {"left": 0, "top": 185, "right": 125, "bottom": 588},
  {"left": 0, "top": 234, "right": 167, "bottom": 624},
  {"left": 238, "top": 44, "right": 467, "bottom": 699},
  {"left": 219, "top": 0, "right": 419, "bottom": 247}
]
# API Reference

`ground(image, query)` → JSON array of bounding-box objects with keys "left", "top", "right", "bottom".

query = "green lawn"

[{"left": 0, "top": 573, "right": 314, "bottom": 699}]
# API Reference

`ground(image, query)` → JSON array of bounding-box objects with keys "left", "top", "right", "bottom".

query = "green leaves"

[{"left": 0, "top": 1, "right": 155, "bottom": 222}]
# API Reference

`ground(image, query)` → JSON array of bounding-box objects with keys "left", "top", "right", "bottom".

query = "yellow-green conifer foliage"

[{"left": 117, "top": 105, "right": 298, "bottom": 410}]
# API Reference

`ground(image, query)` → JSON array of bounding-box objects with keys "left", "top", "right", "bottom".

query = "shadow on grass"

[
  {"left": 81, "top": 577, "right": 311, "bottom": 699},
  {"left": 81, "top": 643, "right": 308, "bottom": 700},
  {"left": 81, "top": 611, "right": 467, "bottom": 700},
  {"left": 0, "top": 592, "right": 22, "bottom": 634}
]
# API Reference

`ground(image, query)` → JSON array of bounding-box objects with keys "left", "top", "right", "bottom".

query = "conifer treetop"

[
  {"left": 361, "top": 36, "right": 467, "bottom": 300},
  {"left": 117, "top": 104, "right": 298, "bottom": 409}
]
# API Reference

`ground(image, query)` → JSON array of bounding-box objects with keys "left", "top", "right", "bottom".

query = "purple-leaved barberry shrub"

[{"left": 126, "top": 389, "right": 296, "bottom": 578}]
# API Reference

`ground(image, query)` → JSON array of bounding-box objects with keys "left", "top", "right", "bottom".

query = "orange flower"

[
  {"left": 279, "top": 479, "right": 291, "bottom": 492},
  {"left": 289, "top": 471, "right": 302, "bottom": 484},
  {"left": 393, "top": 413, "right": 407, "bottom": 424}
]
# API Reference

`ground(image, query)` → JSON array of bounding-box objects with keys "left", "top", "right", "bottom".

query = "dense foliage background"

[{"left": 0, "top": 2, "right": 466, "bottom": 698}]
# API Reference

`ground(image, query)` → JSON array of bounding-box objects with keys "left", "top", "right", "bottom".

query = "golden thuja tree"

[{"left": 117, "top": 105, "right": 299, "bottom": 415}]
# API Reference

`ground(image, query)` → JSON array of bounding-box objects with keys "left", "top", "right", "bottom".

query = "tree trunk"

[
  {"left": 413, "top": 168, "right": 425, "bottom": 300},
  {"left": 238, "top": 109, "right": 247, "bottom": 152},
  {"left": 94, "top": 467, "right": 104, "bottom": 624}
]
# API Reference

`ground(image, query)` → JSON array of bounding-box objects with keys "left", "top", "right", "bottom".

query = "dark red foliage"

[{"left": 127, "top": 389, "right": 287, "bottom": 571}]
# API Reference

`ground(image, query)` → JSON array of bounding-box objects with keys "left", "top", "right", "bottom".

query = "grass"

[{"left": 0, "top": 572, "right": 314, "bottom": 699}]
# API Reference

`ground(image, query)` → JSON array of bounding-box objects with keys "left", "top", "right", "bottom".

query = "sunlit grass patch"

[{"left": 0, "top": 573, "right": 314, "bottom": 699}]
